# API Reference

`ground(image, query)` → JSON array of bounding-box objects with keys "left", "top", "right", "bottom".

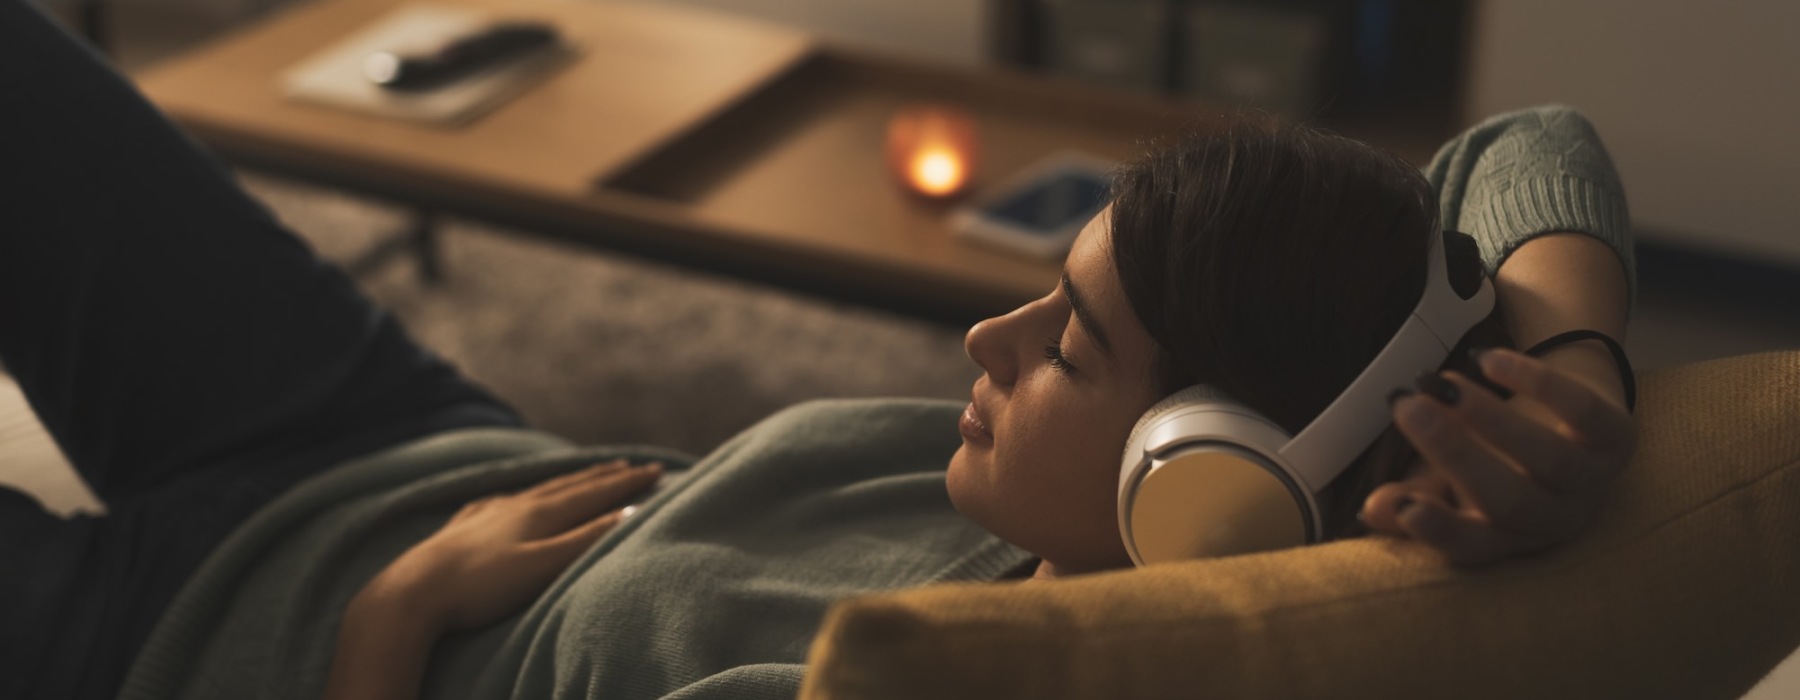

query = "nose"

[{"left": 964, "top": 305, "right": 1029, "bottom": 387}]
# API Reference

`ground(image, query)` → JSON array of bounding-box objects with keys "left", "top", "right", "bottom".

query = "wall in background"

[{"left": 1464, "top": 0, "right": 1800, "bottom": 267}]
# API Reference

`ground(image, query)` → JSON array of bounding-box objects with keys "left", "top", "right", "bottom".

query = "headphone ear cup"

[
  {"left": 1122, "top": 384, "right": 1234, "bottom": 464},
  {"left": 1128, "top": 446, "right": 1311, "bottom": 561},
  {"left": 1120, "top": 384, "right": 1312, "bottom": 563}
]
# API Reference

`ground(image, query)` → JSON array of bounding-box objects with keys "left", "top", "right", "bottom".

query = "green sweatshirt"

[{"left": 119, "top": 105, "right": 1633, "bottom": 700}]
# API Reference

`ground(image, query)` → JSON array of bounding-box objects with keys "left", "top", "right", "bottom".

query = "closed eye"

[{"left": 1043, "top": 337, "right": 1076, "bottom": 374}]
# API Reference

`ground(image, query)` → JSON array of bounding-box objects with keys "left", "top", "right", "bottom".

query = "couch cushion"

[{"left": 800, "top": 350, "right": 1800, "bottom": 700}]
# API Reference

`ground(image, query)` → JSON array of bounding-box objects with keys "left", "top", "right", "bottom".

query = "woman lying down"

[{"left": 0, "top": 2, "right": 1635, "bottom": 698}]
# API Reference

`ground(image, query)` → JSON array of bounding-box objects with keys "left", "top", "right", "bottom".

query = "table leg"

[
  {"left": 346, "top": 208, "right": 444, "bottom": 284},
  {"left": 412, "top": 209, "right": 443, "bottom": 284}
]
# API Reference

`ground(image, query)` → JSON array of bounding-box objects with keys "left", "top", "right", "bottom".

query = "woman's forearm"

[
  {"left": 1493, "top": 232, "right": 1631, "bottom": 404},
  {"left": 1423, "top": 105, "right": 1634, "bottom": 405},
  {"left": 321, "top": 576, "right": 441, "bottom": 700}
]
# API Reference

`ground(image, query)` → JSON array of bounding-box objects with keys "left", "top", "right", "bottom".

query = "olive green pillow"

[{"left": 801, "top": 351, "right": 1800, "bottom": 700}]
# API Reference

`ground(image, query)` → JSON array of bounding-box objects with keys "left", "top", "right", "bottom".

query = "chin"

[
  {"left": 944, "top": 448, "right": 1035, "bottom": 555},
  {"left": 945, "top": 445, "right": 1001, "bottom": 527},
  {"left": 945, "top": 446, "right": 975, "bottom": 515}
]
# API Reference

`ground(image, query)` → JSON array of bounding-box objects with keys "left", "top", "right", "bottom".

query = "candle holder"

[{"left": 885, "top": 104, "right": 979, "bottom": 199}]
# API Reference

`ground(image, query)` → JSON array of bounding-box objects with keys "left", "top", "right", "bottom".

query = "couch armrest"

[{"left": 802, "top": 351, "right": 1800, "bottom": 700}]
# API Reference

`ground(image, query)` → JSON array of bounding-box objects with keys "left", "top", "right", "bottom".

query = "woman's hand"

[
  {"left": 324, "top": 460, "right": 661, "bottom": 700},
  {"left": 1360, "top": 349, "right": 1635, "bottom": 566},
  {"left": 371, "top": 459, "right": 663, "bottom": 631}
]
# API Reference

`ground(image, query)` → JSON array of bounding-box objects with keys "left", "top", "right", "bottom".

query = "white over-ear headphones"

[{"left": 1116, "top": 230, "right": 1495, "bottom": 565}]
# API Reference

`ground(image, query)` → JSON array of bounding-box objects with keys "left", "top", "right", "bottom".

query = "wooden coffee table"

[{"left": 136, "top": 0, "right": 1431, "bottom": 323}]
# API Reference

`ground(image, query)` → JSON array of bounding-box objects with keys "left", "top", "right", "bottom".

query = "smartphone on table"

[{"left": 952, "top": 152, "right": 1114, "bottom": 260}]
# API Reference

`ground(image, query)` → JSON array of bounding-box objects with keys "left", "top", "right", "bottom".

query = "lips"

[{"left": 959, "top": 394, "right": 994, "bottom": 446}]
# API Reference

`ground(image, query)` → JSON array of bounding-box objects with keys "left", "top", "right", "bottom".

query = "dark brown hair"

[{"left": 1108, "top": 114, "right": 1509, "bottom": 538}]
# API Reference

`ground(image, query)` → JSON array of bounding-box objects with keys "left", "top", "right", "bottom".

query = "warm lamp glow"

[
  {"left": 886, "top": 105, "right": 979, "bottom": 198},
  {"left": 909, "top": 148, "right": 965, "bottom": 196}
]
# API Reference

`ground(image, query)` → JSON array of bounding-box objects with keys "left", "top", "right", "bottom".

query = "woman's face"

[{"left": 947, "top": 207, "right": 1166, "bottom": 576}]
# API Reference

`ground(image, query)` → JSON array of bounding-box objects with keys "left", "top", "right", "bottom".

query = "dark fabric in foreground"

[{"left": 0, "top": 3, "right": 519, "bottom": 699}]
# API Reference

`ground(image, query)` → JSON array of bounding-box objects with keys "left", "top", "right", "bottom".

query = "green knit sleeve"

[{"left": 1425, "top": 104, "right": 1636, "bottom": 302}]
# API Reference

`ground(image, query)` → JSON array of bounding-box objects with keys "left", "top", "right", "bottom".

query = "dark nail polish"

[
  {"left": 1387, "top": 387, "right": 1415, "bottom": 406},
  {"left": 1415, "top": 372, "right": 1460, "bottom": 406}
]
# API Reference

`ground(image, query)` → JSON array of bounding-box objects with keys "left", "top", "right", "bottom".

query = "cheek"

[
  {"left": 1016, "top": 412, "right": 1125, "bottom": 528},
  {"left": 1014, "top": 384, "right": 1128, "bottom": 486},
  {"left": 953, "top": 379, "right": 1136, "bottom": 567}
]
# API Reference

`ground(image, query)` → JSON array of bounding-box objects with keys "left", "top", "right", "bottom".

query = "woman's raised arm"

[{"left": 1361, "top": 106, "right": 1637, "bottom": 565}]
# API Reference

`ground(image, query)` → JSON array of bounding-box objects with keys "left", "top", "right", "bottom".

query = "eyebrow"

[{"left": 1061, "top": 273, "right": 1115, "bottom": 359}]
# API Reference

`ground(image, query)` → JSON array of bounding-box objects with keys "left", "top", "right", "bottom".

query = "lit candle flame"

[
  {"left": 909, "top": 147, "right": 965, "bottom": 197},
  {"left": 887, "top": 104, "right": 978, "bottom": 198}
]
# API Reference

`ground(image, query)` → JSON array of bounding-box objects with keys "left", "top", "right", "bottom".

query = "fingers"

[
  {"left": 1475, "top": 349, "right": 1634, "bottom": 455},
  {"left": 1362, "top": 350, "right": 1638, "bottom": 567},
  {"left": 1392, "top": 382, "right": 1590, "bottom": 542},
  {"left": 528, "top": 462, "right": 662, "bottom": 535},
  {"left": 526, "top": 459, "right": 633, "bottom": 496},
  {"left": 1390, "top": 496, "right": 1525, "bottom": 567},
  {"left": 1365, "top": 482, "right": 1540, "bottom": 566},
  {"left": 1393, "top": 392, "right": 1549, "bottom": 537},
  {"left": 1431, "top": 372, "right": 1587, "bottom": 494},
  {"left": 1358, "top": 472, "right": 1449, "bottom": 536},
  {"left": 532, "top": 507, "right": 630, "bottom": 564}
]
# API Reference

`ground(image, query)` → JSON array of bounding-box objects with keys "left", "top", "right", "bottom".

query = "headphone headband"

[{"left": 1278, "top": 230, "right": 1495, "bottom": 491}]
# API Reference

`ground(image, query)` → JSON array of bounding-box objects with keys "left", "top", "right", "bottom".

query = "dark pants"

[{"left": 0, "top": 3, "right": 523, "bottom": 698}]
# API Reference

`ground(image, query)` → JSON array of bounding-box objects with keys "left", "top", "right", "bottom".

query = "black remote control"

[{"left": 365, "top": 21, "right": 560, "bottom": 92}]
